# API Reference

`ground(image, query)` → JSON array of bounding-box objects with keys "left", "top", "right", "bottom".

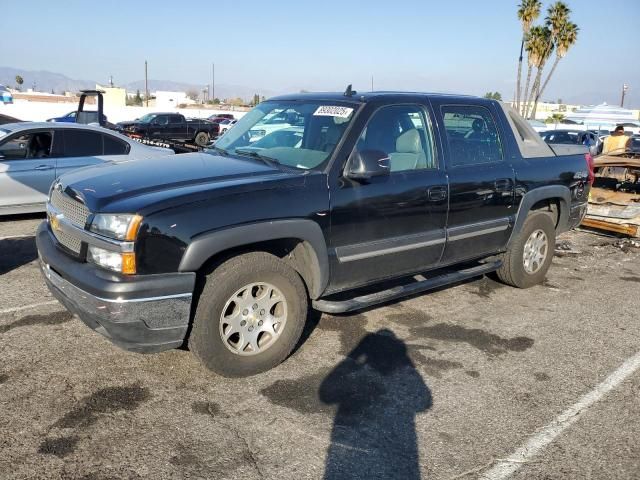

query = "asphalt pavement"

[{"left": 1, "top": 214, "right": 638, "bottom": 479}]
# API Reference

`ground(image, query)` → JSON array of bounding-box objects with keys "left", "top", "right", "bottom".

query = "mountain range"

[
  {"left": 1, "top": 66, "right": 637, "bottom": 109},
  {"left": 0, "top": 66, "right": 275, "bottom": 101}
]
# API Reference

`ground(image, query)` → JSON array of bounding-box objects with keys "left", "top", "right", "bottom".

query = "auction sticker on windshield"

[{"left": 313, "top": 106, "right": 354, "bottom": 118}]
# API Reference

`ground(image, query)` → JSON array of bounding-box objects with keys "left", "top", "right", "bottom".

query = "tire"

[
  {"left": 189, "top": 252, "right": 308, "bottom": 377},
  {"left": 496, "top": 211, "right": 556, "bottom": 288},
  {"left": 194, "top": 131, "right": 210, "bottom": 147}
]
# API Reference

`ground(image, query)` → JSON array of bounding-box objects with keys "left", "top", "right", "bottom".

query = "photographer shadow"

[{"left": 320, "top": 328, "right": 432, "bottom": 480}]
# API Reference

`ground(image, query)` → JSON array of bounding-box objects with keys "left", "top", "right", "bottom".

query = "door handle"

[
  {"left": 428, "top": 185, "right": 448, "bottom": 202},
  {"left": 35, "top": 165, "right": 54, "bottom": 171},
  {"left": 494, "top": 178, "right": 512, "bottom": 192}
]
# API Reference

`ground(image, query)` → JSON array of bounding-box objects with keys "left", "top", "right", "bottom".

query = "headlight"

[
  {"left": 90, "top": 214, "right": 142, "bottom": 241},
  {"left": 87, "top": 246, "right": 137, "bottom": 274}
]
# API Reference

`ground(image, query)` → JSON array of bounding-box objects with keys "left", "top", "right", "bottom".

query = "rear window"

[
  {"left": 63, "top": 130, "right": 102, "bottom": 157},
  {"left": 103, "top": 134, "right": 130, "bottom": 155},
  {"left": 441, "top": 105, "right": 503, "bottom": 167}
]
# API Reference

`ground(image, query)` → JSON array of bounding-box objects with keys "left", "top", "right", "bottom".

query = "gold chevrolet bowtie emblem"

[{"left": 50, "top": 213, "right": 62, "bottom": 232}]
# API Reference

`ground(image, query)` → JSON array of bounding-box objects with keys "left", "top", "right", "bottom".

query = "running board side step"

[{"left": 312, "top": 261, "right": 502, "bottom": 314}]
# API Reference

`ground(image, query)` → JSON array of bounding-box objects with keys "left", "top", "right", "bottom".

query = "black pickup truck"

[
  {"left": 37, "top": 90, "right": 592, "bottom": 377},
  {"left": 117, "top": 112, "right": 218, "bottom": 147}
]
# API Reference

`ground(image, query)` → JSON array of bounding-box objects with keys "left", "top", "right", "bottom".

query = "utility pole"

[
  {"left": 212, "top": 62, "right": 215, "bottom": 102},
  {"left": 144, "top": 60, "right": 149, "bottom": 107},
  {"left": 371, "top": 75, "right": 374, "bottom": 91},
  {"left": 620, "top": 83, "right": 628, "bottom": 108}
]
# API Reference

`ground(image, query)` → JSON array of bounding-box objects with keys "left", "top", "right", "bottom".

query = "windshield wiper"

[
  {"left": 234, "top": 149, "right": 282, "bottom": 168},
  {"left": 208, "top": 145, "right": 229, "bottom": 156}
]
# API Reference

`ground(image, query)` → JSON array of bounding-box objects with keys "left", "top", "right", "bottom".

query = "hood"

[{"left": 57, "top": 152, "right": 300, "bottom": 213}]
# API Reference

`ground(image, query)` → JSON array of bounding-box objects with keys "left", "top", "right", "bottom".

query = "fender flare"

[
  {"left": 178, "top": 219, "right": 329, "bottom": 299},
  {"left": 507, "top": 185, "right": 571, "bottom": 247}
]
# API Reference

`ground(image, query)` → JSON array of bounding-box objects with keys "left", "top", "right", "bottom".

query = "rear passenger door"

[
  {"left": 55, "top": 129, "right": 107, "bottom": 177},
  {"left": 432, "top": 102, "right": 516, "bottom": 263},
  {"left": 168, "top": 114, "right": 187, "bottom": 140}
]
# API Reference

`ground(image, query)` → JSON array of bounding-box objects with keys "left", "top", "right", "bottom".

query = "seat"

[{"left": 388, "top": 129, "right": 426, "bottom": 172}]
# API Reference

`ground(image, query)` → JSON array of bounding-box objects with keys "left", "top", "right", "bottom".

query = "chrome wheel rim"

[
  {"left": 523, "top": 229, "right": 548, "bottom": 274},
  {"left": 219, "top": 282, "right": 287, "bottom": 356}
]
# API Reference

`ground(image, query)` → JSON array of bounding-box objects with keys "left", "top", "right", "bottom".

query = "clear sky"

[{"left": 3, "top": 0, "right": 640, "bottom": 106}]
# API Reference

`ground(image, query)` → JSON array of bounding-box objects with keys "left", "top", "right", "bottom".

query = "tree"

[
  {"left": 212, "top": 97, "right": 221, "bottom": 104},
  {"left": 15, "top": 75, "right": 24, "bottom": 90},
  {"left": 534, "top": 21, "right": 578, "bottom": 115},
  {"left": 545, "top": 113, "right": 565, "bottom": 126},
  {"left": 483, "top": 92, "right": 502, "bottom": 101},
  {"left": 523, "top": 25, "right": 553, "bottom": 119},
  {"left": 186, "top": 90, "right": 199, "bottom": 101},
  {"left": 515, "top": 0, "right": 542, "bottom": 113},
  {"left": 528, "top": 1, "right": 572, "bottom": 119},
  {"left": 521, "top": 27, "right": 541, "bottom": 117},
  {"left": 252, "top": 93, "right": 260, "bottom": 106}
]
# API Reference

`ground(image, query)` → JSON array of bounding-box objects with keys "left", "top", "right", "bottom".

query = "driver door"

[
  {"left": 0, "top": 130, "right": 56, "bottom": 212},
  {"left": 328, "top": 103, "right": 449, "bottom": 291}
]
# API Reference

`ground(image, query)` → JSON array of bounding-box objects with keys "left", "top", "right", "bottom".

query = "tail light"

[{"left": 585, "top": 153, "right": 594, "bottom": 185}]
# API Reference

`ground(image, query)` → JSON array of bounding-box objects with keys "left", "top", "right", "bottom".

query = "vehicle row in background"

[{"left": 0, "top": 122, "right": 173, "bottom": 215}]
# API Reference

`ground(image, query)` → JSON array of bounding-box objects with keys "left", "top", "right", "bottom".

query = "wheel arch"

[
  {"left": 507, "top": 185, "right": 571, "bottom": 248},
  {"left": 178, "top": 219, "right": 329, "bottom": 300}
]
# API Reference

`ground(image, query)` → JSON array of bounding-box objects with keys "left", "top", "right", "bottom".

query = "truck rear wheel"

[
  {"left": 189, "top": 252, "right": 308, "bottom": 377},
  {"left": 496, "top": 211, "right": 555, "bottom": 288},
  {"left": 194, "top": 131, "right": 210, "bottom": 146}
]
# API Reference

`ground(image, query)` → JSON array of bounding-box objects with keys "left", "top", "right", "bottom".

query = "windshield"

[
  {"left": 138, "top": 114, "right": 158, "bottom": 124},
  {"left": 213, "top": 100, "right": 357, "bottom": 170}
]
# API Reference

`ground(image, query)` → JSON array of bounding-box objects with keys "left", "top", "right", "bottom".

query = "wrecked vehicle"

[
  {"left": 583, "top": 152, "right": 640, "bottom": 237},
  {"left": 36, "top": 90, "right": 591, "bottom": 377}
]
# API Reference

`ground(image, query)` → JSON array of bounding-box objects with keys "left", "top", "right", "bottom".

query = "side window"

[
  {"left": 0, "top": 132, "right": 52, "bottom": 160},
  {"left": 355, "top": 105, "right": 436, "bottom": 172},
  {"left": 103, "top": 135, "right": 130, "bottom": 155},
  {"left": 63, "top": 130, "right": 102, "bottom": 157},
  {"left": 441, "top": 105, "right": 503, "bottom": 167},
  {"left": 169, "top": 115, "right": 183, "bottom": 123}
]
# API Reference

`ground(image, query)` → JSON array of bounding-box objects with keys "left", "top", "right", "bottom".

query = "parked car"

[
  {"left": 0, "top": 84, "right": 13, "bottom": 104},
  {"left": 117, "top": 113, "right": 219, "bottom": 147},
  {"left": 46, "top": 110, "right": 110, "bottom": 125},
  {"left": 540, "top": 129, "right": 602, "bottom": 156},
  {"left": 0, "top": 122, "right": 174, "bottom": 215},
  {"left": 0, "top": 114, "right": 22, "bottom": 125},
  {"left": 36, "top": 91, "right": 591, "bottom": 377},
  {"left": 47, "top": 111, "right": 77, "bottom": 123},
  {"left": 218, "top": 118, "right": 237, "bottom": 134},
  {"left": 207, "top": 113, "right": 235, "bottom": 123}
]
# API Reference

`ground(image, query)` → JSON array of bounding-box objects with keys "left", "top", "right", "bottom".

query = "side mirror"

[{"left": 346, "top": 149, "right": 390, "bottom": 180}]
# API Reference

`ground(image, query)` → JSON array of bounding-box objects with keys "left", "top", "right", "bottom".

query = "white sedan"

[{"left": 0, "top": 122, "right": 174, "bottom": 215}]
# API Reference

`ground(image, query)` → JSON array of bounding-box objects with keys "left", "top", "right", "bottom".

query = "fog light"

[{"left": 88, "top": 246, "right": 136, "bottom": 274}]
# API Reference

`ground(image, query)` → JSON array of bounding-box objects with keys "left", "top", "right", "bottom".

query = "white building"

[
  {"left": 153, "top": 91, "right": 194, "bottom": 109},
  {"left": 564, "top": 103, "right": 640, "bottom": 132}
]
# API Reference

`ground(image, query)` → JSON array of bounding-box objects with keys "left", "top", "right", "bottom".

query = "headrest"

[{"left": 395, "top": 129, "right": 422, "bottom": 154}]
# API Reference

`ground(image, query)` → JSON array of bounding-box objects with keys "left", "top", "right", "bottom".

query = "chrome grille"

[
  {"left": 50, "top": 188, "right": 90, "bottom": 227},
  {"left": 51, "top": 225, "right": 83, "bottom": 253},
  {"left": 49, "top": 188, "right": 90, "bottom": 254}
]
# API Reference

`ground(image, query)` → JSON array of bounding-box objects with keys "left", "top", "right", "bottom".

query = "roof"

[
  {"left": 268, "top": 91, "right": 479, "bottom": 103},
  {"left": 0, "top": 122, "right": 118, "bottom": 133}
]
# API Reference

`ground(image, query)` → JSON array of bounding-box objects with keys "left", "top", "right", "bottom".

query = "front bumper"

[{"left": 36, "top": 222, "right": 196, "bottom": 353}]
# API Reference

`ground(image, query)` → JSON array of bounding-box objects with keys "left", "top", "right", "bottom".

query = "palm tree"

[
  {"left": 534, "top": 22, "right": 579, "bottom": 114},
  {"left": 529, "top": 1, "right": 571, "bottom": 118},
  {"left": 523, "top": 26, "right": 552, "bottom": 119},
  {"left": 515, "top": 0, "right": 542, "bottom": 114},
  {"left": 521, "top": 28, "right": 540, "bottom": 117}
]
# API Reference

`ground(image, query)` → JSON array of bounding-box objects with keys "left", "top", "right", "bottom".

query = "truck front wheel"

[
  {"left": 496, "top": 211, "right": 556, "bottom": 288},
  {"left": 189, "top": 252, "right": 308, "bottom": 377},
  {"left": 194, "top": 131, "right": 210, "bottom": 146}
]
